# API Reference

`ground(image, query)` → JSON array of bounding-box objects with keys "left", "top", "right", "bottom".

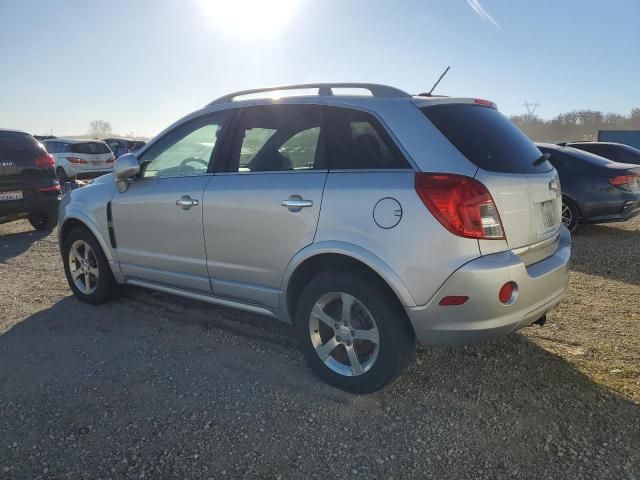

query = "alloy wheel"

[
  {"left": 561, "top": 201, "right": 573, "bottom": 227},
  {"left": 309, "top": 292, "right": 380, "bottom": 377},
  {"left": 68, "top": 240, "right": 99, "bottom": 294}
]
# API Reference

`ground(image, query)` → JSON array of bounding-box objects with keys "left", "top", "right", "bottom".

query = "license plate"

[
  {"left": 0, "top": 191, "right": 23, "bottom": 201},
  {"left": 540, "top": 200, "right": 559, "bottom": 227}
]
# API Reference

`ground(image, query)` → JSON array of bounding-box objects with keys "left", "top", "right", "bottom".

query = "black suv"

[{"left": 0, "top": 130, "right": 60, "bottom": 230}]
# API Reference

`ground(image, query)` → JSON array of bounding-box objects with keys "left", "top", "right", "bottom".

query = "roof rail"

[{"left": 207, "top": 83, "right": 410, "bottom": 106}]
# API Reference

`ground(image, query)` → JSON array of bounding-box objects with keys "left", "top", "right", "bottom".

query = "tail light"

[
  {"left": 608, "top": 175, "right": 639, "bottom": 189},
  {"left": 65, "top": 156, "right": 88, "bottom": 164},
  {"left": 106, "top": 156, "right": 115, "bottom": 164},
  {"left": 34, "top": 153, "right": 55, "bottom": 169},
  {"left": 38, "top": 183, "right": 61, "bottom": 193},
  {"left": 415, "top": 173, "right": 505, "bottom": 240}
]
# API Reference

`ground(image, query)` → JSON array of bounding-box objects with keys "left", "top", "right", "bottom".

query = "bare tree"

[{"left": 87, "top": 120, "right": 112, "bottom": 139}]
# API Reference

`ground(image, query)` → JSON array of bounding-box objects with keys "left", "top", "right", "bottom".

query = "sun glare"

[{"left": 198, "top": 0, "right": 300, "bottom": 37}]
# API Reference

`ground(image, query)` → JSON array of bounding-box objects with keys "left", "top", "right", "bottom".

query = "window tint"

[
  {"left": 141, "top": 113, "right": 229, "bottom": 178},
  {"left": 69, "top": 142, "right": 111, "bottom": 154},
  {"left": 422, "top": 104, "right": 552, "bottom": 174},
  {"left": 0, "top": 131, "right": 41, "bottom": 152},
  {"left": 572, "top": 143, "right": 616, "bottom": 160},
  {"left": 43, "top": 141, "right": 57, "bottom": 153},
  {"left": 228, "top": 105, "right": 323, "bottom": 172},
  {"left": 324, "top": 107, "right": 410, "bottom": 170}
]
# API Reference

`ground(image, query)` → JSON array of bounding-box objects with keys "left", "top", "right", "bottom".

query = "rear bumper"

[
  {"left": 64, "top": 166, "right": 113, "bottom": 179},
  {"left": 406, "top": 226, "right": 571, "bottom": 346},
  {"left": 582, "top": 197, "right": 640, "bottom": 224}
]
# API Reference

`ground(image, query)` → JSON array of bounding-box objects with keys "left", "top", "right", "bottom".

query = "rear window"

[
  {"left": 69, "top": 142, "right": 111, "bottom": 154},
  {"left": 421, "top": 104, "right": 552, "bottom": 174},
  {"left": 563, "top": 147, "right": 615, "bottom": 167},
  {"left": 0, "top": 131, "right": 41, "bottom": 152}
]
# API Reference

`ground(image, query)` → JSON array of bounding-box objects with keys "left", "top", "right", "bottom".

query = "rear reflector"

[
  {"left": 439, "top": 296, "right": 469, "bottom": 306},
  {"left": 34, "top": 153, "right": 55, "bottom": 169},
  {"left": 499, "top": 282, "right": 516, "bottom": 304},
  {"left": 415, "top": 173, "right": 505, "bottom": 240},
  {"left": 38, "top": 184, "right": 61, "bottom": 193}
]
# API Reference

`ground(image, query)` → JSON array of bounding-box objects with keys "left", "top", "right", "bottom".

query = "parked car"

[
  {"left": 537, "top": 143, "right": 640, "bottom": 231},
  {"left": 560, "top": 141, "right": 640, "bottom": 166},
  {"left": 103, "top": 138, "right": 146, "bottom": 158},
  {"left": 42, "top": 139, "right": 115, "bottom": 182},
  {"left": 0, "top": 129, "right": 60, "bottom": 230},
  {"left": 58, "top": 83, "right": 571, "bottom": 393}
]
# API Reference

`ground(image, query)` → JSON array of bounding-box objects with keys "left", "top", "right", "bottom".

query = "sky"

[{"left": 0, "top": 0, "right": 638, "bottom": 138}]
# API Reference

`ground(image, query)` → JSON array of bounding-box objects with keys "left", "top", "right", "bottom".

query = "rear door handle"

[
  {"left": 176, "top": 195, "right": 199, "bottom": 210},
  {"left": 282, "top": 195, "right": 313, "bottom": 212}
]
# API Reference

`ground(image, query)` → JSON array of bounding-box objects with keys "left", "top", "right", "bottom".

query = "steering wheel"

[{"left": 179, "top": 157, "right": 209, "bottom": 169}]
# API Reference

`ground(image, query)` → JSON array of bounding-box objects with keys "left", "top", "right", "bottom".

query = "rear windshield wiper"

[{"left": 533, "top": 153, "right": 550, "bottom": 166}]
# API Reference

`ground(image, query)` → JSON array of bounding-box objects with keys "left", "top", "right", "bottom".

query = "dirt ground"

[{"left": 0, "top": 218, "right": 639, "bottom": 479}]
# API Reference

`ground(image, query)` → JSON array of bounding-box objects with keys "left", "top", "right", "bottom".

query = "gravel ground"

[{"left": 0, "top": 218, "right": 639, "bottom": 479}]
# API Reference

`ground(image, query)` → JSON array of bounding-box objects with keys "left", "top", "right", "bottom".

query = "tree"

[{"left": 87, "top": 120, "right": 112, "bottom": 139}]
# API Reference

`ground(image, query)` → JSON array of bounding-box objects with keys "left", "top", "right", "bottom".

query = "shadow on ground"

[
  {"left": 0, "top": 228, "right": 49, "bottom": 263},
  {"left": 571, "top": 224, "right": 640, "bottom": 285},
  {"left": 0, "top": 295, "right": 638, "bottom": 479}
]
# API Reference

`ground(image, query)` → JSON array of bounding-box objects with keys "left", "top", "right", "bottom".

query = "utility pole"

[{"left": 523, "top": 101, "right": 540, "bottom": 122}]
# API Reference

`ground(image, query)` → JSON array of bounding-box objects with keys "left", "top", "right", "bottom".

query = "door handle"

[
  {"left": 281, "top": 195, "right": 313, "bottom": 212},
  {"left": 176, "top": 195, "right": 199, "bottom": 210}
]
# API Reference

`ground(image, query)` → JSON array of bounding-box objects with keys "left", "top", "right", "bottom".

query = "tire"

[
  {"left": 295, "top": 271, "right": 414, "bottom": 393},
  {"left": 561, "top": 197, "right": 580, "bottom": 232},
  {"left": 56, "top": 167, "right": 69, "bottom": 183},
  {"left": 28, "top": 211, "right": 57, "bottom": 231},
  {"left": 62, "top": 227, "right": 117, "bottom": 305}
]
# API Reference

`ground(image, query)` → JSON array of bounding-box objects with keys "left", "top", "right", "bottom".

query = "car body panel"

[{"left": 203, "top": 171, "right": 327, "bottom": 309}]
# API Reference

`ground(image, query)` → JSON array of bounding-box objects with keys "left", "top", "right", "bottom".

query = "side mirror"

[{"left": 114, "top": 153, "right": 140, "bottom": 193}]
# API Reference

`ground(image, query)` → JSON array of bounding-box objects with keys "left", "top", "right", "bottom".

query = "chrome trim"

[
  {"left": 511, "top": 233, "right": 560, "bottom": 256},
  {"left": 125, "top": 279, "right": 278, "bottom": 319}
]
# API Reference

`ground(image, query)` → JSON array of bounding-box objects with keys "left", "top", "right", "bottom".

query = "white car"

[{"left": 43, "top": 139, "right": 115, "bottom": 182}]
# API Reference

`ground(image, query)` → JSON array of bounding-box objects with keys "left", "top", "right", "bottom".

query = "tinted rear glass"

[
  {"left": 0, "top": 131, "right": 41, "bottom": 152},
  {"left": 421, "top": 104, "right": 552, "bottom": 174},
  {"left": 69, "top": 142, "right": 111, "bottom": 154},
  {"left": 563, "top": 147, "right": 615, "bottom": 167}
]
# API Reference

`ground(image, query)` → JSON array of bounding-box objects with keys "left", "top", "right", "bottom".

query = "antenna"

[{"left": 420, "top": 66, "right": 451, "bottom": 96}]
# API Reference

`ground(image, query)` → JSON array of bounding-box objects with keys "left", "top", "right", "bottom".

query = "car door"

[
  {"left": 111, "top": 111, "right": 232, "bottom": 293},
  {"left": 203, "top": 104, "right": 327, "bottom": 309}
]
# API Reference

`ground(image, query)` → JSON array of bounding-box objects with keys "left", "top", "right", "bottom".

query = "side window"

[
  {"left": 324, "top": 107, "right": 410, "bottom": 170},
  {"left": 227, "top": 105, "right": 323, "bottom": 172},
  {"left": 140, "top": 112, "right": 230, "bottom": 178}
]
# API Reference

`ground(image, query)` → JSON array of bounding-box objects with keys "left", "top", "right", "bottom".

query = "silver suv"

[{"left": 58, "top": 83, "right": 571, "bottom": 393}]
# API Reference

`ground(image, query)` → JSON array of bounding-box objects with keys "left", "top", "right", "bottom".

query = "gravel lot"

[{"left": 1, "top": 218, "right": 639, "bottom": 479}]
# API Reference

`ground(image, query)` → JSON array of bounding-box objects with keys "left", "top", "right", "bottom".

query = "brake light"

[
  {"left": 34, "top": 153, "right": 55, "bottom": 169},
  {"left": 65, "top": 157, "right": 88, "bottom": 164},
  {"left": 608, "top": 175, "right": 638, "bottom": 187},
  {"left": 474, "top": 98, "right": 495, "bottom": 108},
  {"left": 38, "top": 183, "right": 61, "bottom": 193},
  {"left": 415, "top": 173, "right": 505, "bottom": 240},
  {"left": 106, "top": 156, "right": 115, "bottom": 164}
]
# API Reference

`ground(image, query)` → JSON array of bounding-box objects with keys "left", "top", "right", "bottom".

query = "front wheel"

[
  {"left": 62, "top": 227, "right": 117, "bottom": 304},
  {"left": 295, "top": 271, "right": 414, "bottom": 393}
]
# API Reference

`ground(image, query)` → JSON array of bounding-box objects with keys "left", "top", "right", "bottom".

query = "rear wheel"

[
  {"left": 295, "top": 271, "right": 414, "bottom": 393},
  {"left": 62, "top": 227, "right": 117, "bottom": 304},
  {"left": 28, "top": 211, "right": 57, "bottom": 231},
  {"left": 561, "top": 197, "right": 579, "bottom": 232}
]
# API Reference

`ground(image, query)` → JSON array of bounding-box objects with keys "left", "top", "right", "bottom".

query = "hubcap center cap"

[{"left": 337, "top": 326, "right": 351, "bottom": 341}]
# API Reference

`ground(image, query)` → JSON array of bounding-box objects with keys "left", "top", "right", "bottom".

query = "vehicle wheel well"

[
  {"left": 562, "top": 195, "right": 582, "bottom": 218},
  {"left": 59, "top": 218, "right": 89, "bottom": 243},
  {"left": 286, "top": 253, "right": 414, "bottom": 337}
]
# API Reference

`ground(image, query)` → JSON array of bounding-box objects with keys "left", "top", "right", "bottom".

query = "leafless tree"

[{"left": 87, "top": 120, "right": 112, "bottom": 139}]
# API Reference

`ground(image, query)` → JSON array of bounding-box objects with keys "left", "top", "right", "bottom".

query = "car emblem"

[
  {"left": 0, "top": 161, "right": 15, "bottom": 167},
  {"left": 548, "top": 178, "right": 559, "bottom": 192}
]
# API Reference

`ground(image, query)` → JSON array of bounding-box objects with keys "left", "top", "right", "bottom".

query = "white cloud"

[{"left": 466, "top": 0, "right": 501, "bottom": 30}]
